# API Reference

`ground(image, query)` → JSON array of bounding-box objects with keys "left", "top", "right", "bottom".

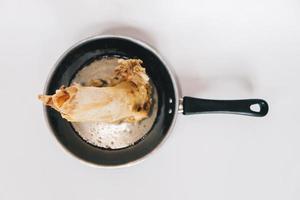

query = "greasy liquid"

[{"left": 71, "top": 57, "right": 158, "bottom": 149}]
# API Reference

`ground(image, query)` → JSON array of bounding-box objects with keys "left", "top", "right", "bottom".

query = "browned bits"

[
  {"left": 84, "top": 79, "right": 108, "bottom": 87},
  {"left": 143, "top": 102, "right": 149, "bottom": 110},
  {"left": 137, "top": 106, "right": 142, "bottom": 112}
]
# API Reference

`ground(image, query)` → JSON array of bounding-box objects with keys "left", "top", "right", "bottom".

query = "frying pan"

[{"left": 44, "top": 35, "right": 268, "bottom": 167}]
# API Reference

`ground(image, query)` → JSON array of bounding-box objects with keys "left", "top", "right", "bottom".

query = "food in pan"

[{"left": 38, "top": 59, "right": 152, "bottom": 123}]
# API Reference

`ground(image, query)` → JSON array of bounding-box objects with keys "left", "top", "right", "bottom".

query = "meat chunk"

[{"left": 39, "top": 59, "right": 152, "bottom": 123}]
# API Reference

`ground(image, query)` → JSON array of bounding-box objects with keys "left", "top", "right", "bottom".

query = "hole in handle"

[{"left": 250, "top": 103, "right": 261, "bottom": 112}]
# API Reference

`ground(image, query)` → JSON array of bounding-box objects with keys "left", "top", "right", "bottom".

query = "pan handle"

[{"left": 182, "top": 97, "right": 268, "bottom": 117}]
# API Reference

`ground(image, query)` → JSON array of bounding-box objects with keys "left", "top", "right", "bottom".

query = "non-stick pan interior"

[{"left": 45, "top": 36, "right": 177, "bottom": 166}]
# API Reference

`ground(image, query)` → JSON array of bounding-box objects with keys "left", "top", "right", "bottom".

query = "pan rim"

[{"left": 42, "top": 34, "right": 180, "bottom": 168}]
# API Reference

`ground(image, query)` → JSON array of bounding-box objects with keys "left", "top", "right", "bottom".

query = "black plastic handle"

[{"left": 183, "top": 97, "right": 268, "bottom": 117}]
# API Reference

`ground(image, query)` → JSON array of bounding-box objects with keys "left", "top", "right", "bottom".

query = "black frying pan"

[{"left": 44, "top": 35, "right": 268, "bottom": 167}]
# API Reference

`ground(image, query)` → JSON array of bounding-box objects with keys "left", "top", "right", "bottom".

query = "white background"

[{"left": 1, "top": 0, "right": 300, "bottom": 199}]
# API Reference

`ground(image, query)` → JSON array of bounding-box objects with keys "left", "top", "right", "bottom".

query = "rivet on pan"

[
  {"left": 168, "top": 109, "right": 172, "bottom": 114},
  {"left": 178, "top": 98, "right": 183, "bottom": 113},
  {"left": 169, "top": 98, "right": 173, "bottom": 103}
]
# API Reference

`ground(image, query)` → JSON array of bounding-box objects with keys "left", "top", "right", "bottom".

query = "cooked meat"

[{"left": 39, "top": 59, "right": 152, "bottom": 123}]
